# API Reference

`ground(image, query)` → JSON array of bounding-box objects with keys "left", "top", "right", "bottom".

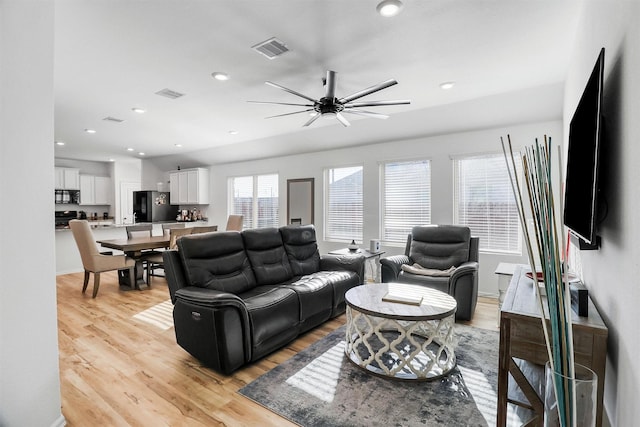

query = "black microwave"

[{"left": 55, "top": 189, "right": 80, "bottom": 204}]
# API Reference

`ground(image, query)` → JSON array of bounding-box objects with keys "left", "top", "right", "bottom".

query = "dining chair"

[
  {"left": 225, "top": 215, "right": 244, "bottom": 231},
  {"left": 144, "top": 227, "right": 193, "bottom": 283},
  {"left": 125, "top": 223, "right": 163, "bottom": 283},
  {"left": 69, "top": 219, "right": 135, "bottom": 298},
  {"left": 126, "top": 224, "right": 154, "bottom": 239},
  {"left": 191, "top": 225, "right": 218, "bottom": 234},
  {"left": 161, "top": 222, "right": 186, "bottom": 236}
]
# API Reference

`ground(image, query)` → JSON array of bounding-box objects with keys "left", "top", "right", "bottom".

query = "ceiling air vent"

[
  {"left": 252, "top": 37, "right": 289, "bottom": 59},
  {"left": 102, "top": 116, "right": 124, "bottom": 123},
  {"left": 155, "top": 88, "right": 185, "bottom": 99}
]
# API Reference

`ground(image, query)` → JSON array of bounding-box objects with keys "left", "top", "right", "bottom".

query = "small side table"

[{"left": 328, "top": 248, "right": 385, "bottom": 282}]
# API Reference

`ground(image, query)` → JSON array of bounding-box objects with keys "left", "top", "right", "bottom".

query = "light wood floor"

[{"left": 57, "top": 272, "right": 499, "bottom": 426}]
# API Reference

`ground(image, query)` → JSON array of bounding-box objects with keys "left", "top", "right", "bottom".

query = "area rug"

[
  {"left": 132, "top": 299, "right": 173, "bottom": 330},
  {"left": 239, "top": 324, "right": 505, "bottom": 427}
]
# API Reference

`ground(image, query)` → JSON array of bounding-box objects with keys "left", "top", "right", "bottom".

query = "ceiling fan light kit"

[
  {"left": 377, "top": 0, "right": 403, "bottom": 17},
  {"left": 248, "top": 70, "right": 410, "bottom": 128}
]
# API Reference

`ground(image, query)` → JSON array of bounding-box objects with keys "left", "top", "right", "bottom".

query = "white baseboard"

[
  {"left": 51, "top": 414, "right": 66, "bottom": 427},
  {"left": 478, "top": 291, "right": 499, "bottom": 299}
]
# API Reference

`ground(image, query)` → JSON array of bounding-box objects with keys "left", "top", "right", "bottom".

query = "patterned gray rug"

[{"left": 239, "top": 324, "right": 501, "bottom": 427}]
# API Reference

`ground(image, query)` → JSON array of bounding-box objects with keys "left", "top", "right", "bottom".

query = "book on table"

[{"left": 382, "top": 292, "right": 423, "bottom": 306}]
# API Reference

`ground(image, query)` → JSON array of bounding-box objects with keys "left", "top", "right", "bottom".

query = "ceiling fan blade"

[
  {"left": 335, "top": 112, "right": 351, "bottom": 127},
  {"left": 344, "top": 99, "right": 411, "bottom": 108},
  {"left": 325, "top": 70, "right": 337, "bottom": 99},
  {"left": 265, "top": 109, "right": 315, "bottom": 119},
  {"left": 248, "top": 100, "right": 315, "bottom": 107},
  {"left": 265, "top": 81, "right": 318, "bottom": 103},
  {"left": 342, "top": 109, "right": 389, "bottom": 119},
  {"left": 302, "top": 113, "right": 322, "bottom": 127},
  {"left": 339, "top": 79, "right": 398, "bottom": 104}
]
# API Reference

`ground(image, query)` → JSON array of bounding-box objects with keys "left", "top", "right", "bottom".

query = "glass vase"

[{"left": 544, "top": 361, "right": 597, "bottom": 427}]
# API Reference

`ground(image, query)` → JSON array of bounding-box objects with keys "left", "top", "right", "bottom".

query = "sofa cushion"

[
  {"left": 283, "top": 277, "right": 334, "bottom": 332},
  {"left": 177, "top": 231, "right": 256, "bottom": 294},
  {"left": 280, "top": 225, "right": 321, "bottom": 275},
  {"left": 410, "top": 225, "right": 471, "bottom": 270},
  {"left": 397, "top": 271, "right": 451, "bottom": 294},
  {"left": 242, "top": 228, "right": 294, "bottom": 285},
  {"left": 240, "top": 286, "right": 300, "bottom": 360},
  {"left": 298, "top": 270, "right": 361, "bottom": 317}
]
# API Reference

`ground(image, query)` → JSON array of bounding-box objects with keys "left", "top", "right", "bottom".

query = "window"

[
  {"left": 229, "top": 174, "right": 279, "bottom": 229},
  {"left": 453, "top": 153, "right": 521, "bottom": 254},
  {"left": 325, "top": 166, "right": 363, "bottom": 241},
  {"left": 381, "top": 160, "right": 431, "bottom": 244}
]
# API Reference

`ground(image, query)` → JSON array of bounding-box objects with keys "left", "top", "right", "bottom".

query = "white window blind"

[
  {"left": 453, "top": 153, "right": 521, "bottom": 254},
  {"left": 381, "top": 160, "right": 431, "bottom": 244},
  {"left": 256, "top": 174, "right": 279, "bottom": 228},
  {"left": 230, "top": 174, "right": 279, "bottom": 229},
  {"left": 325, "top": 166, "right": 363, "bottom": 241}
]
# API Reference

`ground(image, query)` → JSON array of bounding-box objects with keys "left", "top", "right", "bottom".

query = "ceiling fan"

[{"left": 248, "top": 70, "right": 410, "bottom": 127}]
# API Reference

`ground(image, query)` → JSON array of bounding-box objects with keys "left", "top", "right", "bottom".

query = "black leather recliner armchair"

[
  {"left": 163, "top": 225, "right": 364, "bottom": 374},
  {"left": 380, "top": 225, "right": 479, "bottom": 320}
]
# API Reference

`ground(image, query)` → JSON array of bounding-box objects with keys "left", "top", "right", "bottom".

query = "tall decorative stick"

[{"left": 502, "top": 135, "right": 576, "bottom": 426}]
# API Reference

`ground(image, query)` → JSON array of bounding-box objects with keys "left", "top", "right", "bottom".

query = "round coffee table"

[{"left": 344, "top": 282, "right": 457, "bottom": 381}]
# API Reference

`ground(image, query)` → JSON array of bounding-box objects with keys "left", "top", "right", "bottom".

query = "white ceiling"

[{"left": 54, "top": 0, "right": 582, "bottom": 167}]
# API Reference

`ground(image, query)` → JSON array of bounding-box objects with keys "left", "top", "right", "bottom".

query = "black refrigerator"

[{"left": 133, "top": 191, "right": 174, "bottom": 222}]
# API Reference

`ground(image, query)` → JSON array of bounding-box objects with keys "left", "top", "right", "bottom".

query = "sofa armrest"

[
  {"left": 450, "top": 261, "right": 478, "bottom": 283},
  {"left": 380, "top": 255, "right": 411, "bottom": 282},
  {"left": 320, "top": 254, "right": 366, "bottom": 284},
  {"left": 449, "top": 261, "right": 479, "bottom": 321},
  {"left": 163, "top": 250, "right": 189, "bottom": 304},
  {"left": 173, "top": 286, "right": 252, "bottom": 373},
  {"left": 175, "top": 286, "right": 247, "bottom": 309}
]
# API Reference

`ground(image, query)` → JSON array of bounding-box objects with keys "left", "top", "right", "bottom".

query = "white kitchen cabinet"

[
  {"left": 94, "top": 176, "right": 110, "bottom": 205},
  {"left": 55, "top": 167, "right": 80, "bottom": 190},
  {"left": 169, "top": 171, "right": 179, "bottom": 202},
  {"left": 79, "top": 175, "right": 111, "bottom": 205},
  {"left": 169, "top": 168, "right": 209, "bottom": 205}
]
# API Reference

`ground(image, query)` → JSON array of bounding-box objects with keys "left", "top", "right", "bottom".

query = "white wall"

[
  {"left": 113, "top": 158, "right": 142, "bottom": 224},
  {"left": 55, "top": 158, "right": 111, "bottom": 176},
  {"left": 564, "top": 2, "right": 640, "bottom": 425},
  {"left": 141, "top": 160, "right": 169, "bottom": 192},
  {"left": 193, "top": 120, "right": 562, "bottom": 297},
  {"left": 0, "top": 1, "right": 64, "bottom": 426}
]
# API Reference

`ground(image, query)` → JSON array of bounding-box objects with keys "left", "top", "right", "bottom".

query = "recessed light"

[
  {"left": 132, "top": 107, "right": 146, "bottom": 114},
  {"left": 138, "top": 152, "right": 145, "bottom": 156},
  {"left": 376, "top": 0, "right": 403, "bottom": 17},
  {"left": 212, "top": 72, "right": 230, "bottom": 81},
  {"left": 85, "top": 128, "right": 96, "bottom": 134},
  {"left": 109, "top": 158, "right": 115, "bottom": 162},
  {"left": 127, "top": 148, "right": 134, "bottom": 151},
  {"left": 440, "top": 81, "right": 455, "bottom": 90},
  {"left": 228, "top": 130, "right": 239, "bottom": 135},
  {"left": 55, "top": 141, "right": 65, "bottom": 146},
  {"left": 174, "top": 144, "right": 183, "bottom": 147}
]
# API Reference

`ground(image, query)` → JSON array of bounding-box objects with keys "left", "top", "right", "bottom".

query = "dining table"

[{"left": 97, "top": 235, "right": 170, "bottom": 290}]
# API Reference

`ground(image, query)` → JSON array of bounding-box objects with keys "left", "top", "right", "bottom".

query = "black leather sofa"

[
  {"left": 162, "top": 224, "right": 364, "bottom": 374},
  {"left": 380, "top": 225, "right": 479, "bottom": 320}
]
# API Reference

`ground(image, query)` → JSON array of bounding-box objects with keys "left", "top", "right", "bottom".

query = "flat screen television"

[{"left": 563, "top": 48, "right": 605, "bottom": 247}]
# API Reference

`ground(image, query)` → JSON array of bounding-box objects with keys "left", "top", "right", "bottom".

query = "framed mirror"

[{"left": 287, "top": 178, "right": 314, "bottom": 225}]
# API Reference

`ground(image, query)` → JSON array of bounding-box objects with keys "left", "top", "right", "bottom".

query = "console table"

[{"left": 497, "top": 266, "right": 608, "bottom": 426}]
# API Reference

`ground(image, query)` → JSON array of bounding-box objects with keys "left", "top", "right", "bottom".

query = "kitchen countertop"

[{"left": 55, "top": 219, "right": 211, "bottom": 231}]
